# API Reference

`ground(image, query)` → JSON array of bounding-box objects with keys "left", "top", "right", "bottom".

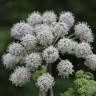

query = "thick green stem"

[
  {"left": 39, "top": 91, "right": 42, "bottom": 96},
  {"left": 49, "top": 62, "right": 54, "bottom": 96},
  {"left": 39, "top": 90, "right": 46, "bottom": 96},
  {"left": 50, "top": 88, "right": 54, "bottom": 96},
  {"left": 40, "top": 62, "right": 54, "bottom": 96}
]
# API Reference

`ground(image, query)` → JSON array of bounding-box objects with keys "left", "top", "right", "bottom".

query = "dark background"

[{"left": 0, "top": 0, "right": 96, "bottom": 96}]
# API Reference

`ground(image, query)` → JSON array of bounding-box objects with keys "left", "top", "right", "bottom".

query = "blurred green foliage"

[
  {"left": 0, "top": 0, "right": 96, "bottom": 28},
  {"left": 0, "top": 0, "right": 96, "bottom": 96}
]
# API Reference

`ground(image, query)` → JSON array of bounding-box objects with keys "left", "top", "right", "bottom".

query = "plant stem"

[
  {"left": 50, "top": 88, "right": 54, "bottom": 96},
  {"left": 49, "top": 62, "right": 54, "bottom": 96},
  {"left": 39, "top": 90, "right": 42, "bottom": 96},
  {"left": 44, "top": 63, "right": 48, "bottom": 73},
  {"left": 68, "top": 33, "right": 75, "bottom": 38},
  {"left": 53, "top": 35, "right": 60, "bottom": 46}
]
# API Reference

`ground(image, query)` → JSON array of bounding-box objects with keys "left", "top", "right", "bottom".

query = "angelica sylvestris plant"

[{"left": 2, "top": 10, "right": 96, "bottom": 96}]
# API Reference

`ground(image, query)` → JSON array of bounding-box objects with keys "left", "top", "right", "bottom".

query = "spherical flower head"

[
  {"left": 84, "top": 54, "right": 96, "bottom": 71},
  {"left": 36, "top": 73, "right": 54, "bottom": 92},
  {"left": 74, "top": 22, "right": 93, "bottom": 42},
  {"left": 36, "top": 27, "right": 54, "bottom": 46},
  {"left": 21, "top": 34, "right": 37, "bottom": 50},
  {"left": 57, "top": 60, "right": 74, "bottom": 77},
  {"left": 8, "top": 42, "right": 25, "bottom": 56},
  {"left": 59, "top": 11, "right": 75, "bottom": 28},
  {"left": 57, "top": 38, "right": 78, "bottom": 54},
  {"left": 53, "top": 22, "right": 69, "bottom": 37},
  {"left": 27, "top": 11, "right": 42, "bottom": 26},
  {"left": 43, "top": 46, "right": 59, "bottom": 63},
  {"left": 42, "top": 11, "right": 57, "bottom": 25},
  {"left": 11, "top": 22, "right": 34, "bottom": 40},
  {"left": 74, "top": 42, "right": 92, "bottom": 58},
  {"left": 9, "top": 67, "right": 31, "bottom": 86},
  {"left": 2, "top": 53, "right": 21, "bottom": 69},
  {"left": 25, "top": 52, "right": 42, "bottom": 71}
]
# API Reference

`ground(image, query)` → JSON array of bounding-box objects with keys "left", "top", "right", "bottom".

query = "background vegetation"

[{"left": 0, "top": 0, "right": 96, "bottom": 96}]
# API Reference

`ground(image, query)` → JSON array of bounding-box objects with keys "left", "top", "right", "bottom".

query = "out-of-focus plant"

[{"left": 2, "top": 10, "right": 96, "bottom": 96}]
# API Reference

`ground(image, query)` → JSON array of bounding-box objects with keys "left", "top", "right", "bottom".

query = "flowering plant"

[{"left": 2, "top": 11, "right": 96, "bottom": 96}]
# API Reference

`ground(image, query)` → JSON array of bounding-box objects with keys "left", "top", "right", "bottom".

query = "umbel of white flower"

[
  {"left": 59, "top": 11, "right": 75, "bottom": 28},
  {"left": 27, "top": 11, "right": 42, "bottom": 26},
  {"left": 11, "top": 22, "right": 34, "bottom": 40},
  {"left": 2, "top": 53, "right": 21, "bottom": 69},
  {"left": 53, "top": 22, "right": 69, "bottom": 37},
  {"left": 74, "top": 42, "right": 93, "bottom": 58},
  {"left": 9, "top": 67, "right": 31, "bottom": 86},
  {"left": 42, "top": 11, "right": 57, "bottom": 25},
  {"left": 2, "top": 10, "right": 96, "bottom": 95},
  {"left": 36, "top": 25, "right": 54, "bottom": 46},
  {"left": 8, "top": 42, "right": 25, "bottom": 56},
  {"left": 25, "top": 52, "right": 42, "bottom": 71},
  {"left": 74, "top": 22, "right": 93, "bottom": 42},
  {"left": 57, "top": 38, "right": 78, "bottom": 54},
  {"left": 84, "top": 54, "right": 96, "bottom": 71},
  {"left": 57, "top": 59, "right": 74, "bottom": 77},
  {"left": 21, "top": 34, "right": 37, "bottom": 50},
  {"left": 36, "top": 73, "right": 54, "bottom": 92},
  {"left": 43, "top": 46, "right": 59, "bottom": 63}
]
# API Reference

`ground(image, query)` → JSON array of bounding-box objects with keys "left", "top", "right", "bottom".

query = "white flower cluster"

[
  {"left": 11, "top": 22, "right": 33, "bottom": 40},
  {"left": 53, "top": 22, "right": 69, "bottom": 37},
  {"left": 36, "top": 73, "right": 54, "bottom": 92},
  {"left": 43, "top": 46, "right": 59, "bottom": 63},
  {"left": 21, "top": 34, "right": 37, "bottom": 50},
  {"left": 8, "top": 42, "right": 25, "bottom": 56},
  {"left": 57, "top": 38, "right": 78, "bottom": 54},
  {"left": 59, "top": 11, "right": 75, "bottom": 28},
  {"left": 74, "top": 42, "right": 92, "bottom": 58},
  {"left": 37, "top": 24, "right": 54, "bottom": 46},
  {"left": 42, "top": 11, "right": 57, "bottom": 25},
  {"left": 9, "top": 67, "right": 31, "bottom": 86},
  {"left": 27, "top": 11, "right": 42, "bottom": 26},
  {"left": 57, "top": 60, "right": 74, "bottom": 77},
  {"left": 84, "top": 54, "right": 96, "bottom": 71},
  {"left": 25, "top": 52, "right": 42, "bottom": 71},
  {"left": 2, "top": 53, "right": 21, "bottom": 69},
  {"left": 74, "top": 22, "right": 93, "bottom": 42},
  {"left": 2, "top": 11, "right": 95, "bottom": 93}
]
